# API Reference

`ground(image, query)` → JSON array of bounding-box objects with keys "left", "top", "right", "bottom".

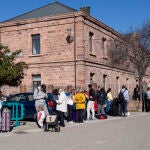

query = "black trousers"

[
  {"left": 67, "top": 104, "right": 73, "bottom": 122},
  {"left": 76, "top": 109, "right": 84, "bottom": 123},
  {"left": 56, "top": 110, "right": 65, "bottom": 127}
]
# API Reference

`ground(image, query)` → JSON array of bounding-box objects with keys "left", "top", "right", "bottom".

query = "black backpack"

[{"left": 118, "top": 90, "right": 126, "bottom": 103}]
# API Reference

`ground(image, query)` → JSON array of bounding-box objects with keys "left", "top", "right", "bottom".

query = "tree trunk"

[{"left": 137, "top": 78, "right": 142, "bottom": 111}]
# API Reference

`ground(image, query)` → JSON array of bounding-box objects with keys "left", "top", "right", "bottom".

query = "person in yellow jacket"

[
  {"left": 106, "top": 88, "right": 113, "bottom": 113},
  {"left": 73, "top": 88, "right": 86, "bottom": 123}
]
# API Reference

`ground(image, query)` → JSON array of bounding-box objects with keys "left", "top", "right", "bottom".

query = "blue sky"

[{"left": 0, "top": 0, "right": 149, "bottom": 33}]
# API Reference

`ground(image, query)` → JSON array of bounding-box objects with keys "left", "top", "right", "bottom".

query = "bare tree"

[{"left": 108, "top": 21, "right": 150, "bottom": 103}]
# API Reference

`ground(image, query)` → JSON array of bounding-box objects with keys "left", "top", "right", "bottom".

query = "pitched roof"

[{"left": 3, "top": 1, "right": 77, "bottom": 22}]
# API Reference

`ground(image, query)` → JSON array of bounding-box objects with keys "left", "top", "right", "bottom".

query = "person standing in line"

[
  {"left": 47, "top": 85, "right": 55, "bottom": 114},
  {"left": 73, "top": 88, "right": 85, "bottom": 123},
  {"left": 146, "top": 87, "right": 150, "bottom": 112},
  {"left": 120, "top": 85, "right": 129, "bottom": 117},
  {"left": 56, "top": 89, "right": 68, "bottom": 127},
  {"left": 86, "top": 84, "right": 96, "bottom": 120},
  {"left": 106, "top": 88, "right": 113, "bottom": 113},
  {"left": 97, "top": 87, "right": 107, "bottom": 115},
  {"left": 133, "top": 84, "right": 140, "bottom": 101},
  {"left": 51, "top": 89, "right": 60, "bottom": 113},
  {"left": 34, "top": 84, "right": 49, "bottom": 116},
  {"left": 66, "top": 90, "right": 73, "bottom": 123},
  {"left": 83, "top": 90, "right": 89, "bottom": 120},
  {"left": 72, "top": 89, "right": 77, "bottom": 122}
]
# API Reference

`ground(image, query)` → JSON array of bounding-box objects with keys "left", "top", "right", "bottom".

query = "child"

[{"left": 37, "top": 106, "right": 46, "bottom": 128}]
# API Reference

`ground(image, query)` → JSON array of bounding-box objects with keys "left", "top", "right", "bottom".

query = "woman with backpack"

[{"left": 119, "top": 85, "right": 129, "bottom": 117}]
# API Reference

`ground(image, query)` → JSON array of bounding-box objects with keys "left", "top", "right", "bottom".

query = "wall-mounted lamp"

[
  {"left": 66, "top": 27, "right": 73, "bottom": 44},
  {"left": 102, "top": 37, "right": 106, "bottom": 42}
]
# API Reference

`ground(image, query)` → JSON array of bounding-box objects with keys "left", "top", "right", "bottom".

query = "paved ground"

[
  {"left": 0, "top": 112, "right": 148, "bottom": 134},
  {"left": 0, "top": 112, "right": 150, "bottom": 150}
]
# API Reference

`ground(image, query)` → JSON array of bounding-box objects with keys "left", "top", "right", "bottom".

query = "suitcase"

[
  {"left": 110, "top": 98, "right": 119, "bottom": 116},
  {"left": 1, "top": 108, "right": 10, "bottom": 132},
  {"left": 110, "top": 104, "right": 118, "bottom": 116}
]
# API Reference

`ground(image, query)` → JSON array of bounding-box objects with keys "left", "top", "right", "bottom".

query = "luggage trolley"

[{"left": 44, "top": 113, "right": 60, "bottom": 132}]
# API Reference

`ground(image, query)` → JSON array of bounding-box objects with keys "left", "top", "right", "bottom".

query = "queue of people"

[
  {"left": 0, "top": 84, "right": 149, "bottom": 131},
  {"left": 33, "top": 83, "right": 134, "bottom": 129}
]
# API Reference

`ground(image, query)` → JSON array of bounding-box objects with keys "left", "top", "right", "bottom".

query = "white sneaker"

[
  {"left": 127, "top": 112, "right": 130, "bottom": 116},
  {"left": 86, "top": 119, "right": 90, "bottom": 121},
  {"left": 68, "top": 121, "right": 74, "bottom": 124}
]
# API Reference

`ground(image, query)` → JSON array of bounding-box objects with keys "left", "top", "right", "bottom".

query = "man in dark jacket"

[{"left": 97, "top": 87, "right": 106, "bottom": 115}]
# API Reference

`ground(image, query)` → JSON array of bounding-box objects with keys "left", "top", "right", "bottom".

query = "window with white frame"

[
  {"left": 32, "top": 74, "right": 41, "bottom": 91},
  {"left": 32, "top": 34, "right": 40, "bottom": 55}
]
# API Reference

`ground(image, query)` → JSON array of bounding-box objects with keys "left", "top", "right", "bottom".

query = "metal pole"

[
  {"left": 0, "top": 26, "right": 1, "bottom": 44},
  {"left": 73, "top": 13, "right": 76, "bottom": 89}
]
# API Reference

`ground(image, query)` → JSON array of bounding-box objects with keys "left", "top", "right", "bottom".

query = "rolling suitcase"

[{"left": 1, "top": 108, "right": 10, "bottom": 132}]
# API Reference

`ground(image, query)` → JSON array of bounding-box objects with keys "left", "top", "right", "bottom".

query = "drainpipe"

[
  {"left": 0, "top": 26, "right": 1, "bottom": 44},
  {"left": 0, "top": 26, "right": 1, "bottom": 90},
  {"left": 73, "top": 12, "right": 77, "bottom": 89}
]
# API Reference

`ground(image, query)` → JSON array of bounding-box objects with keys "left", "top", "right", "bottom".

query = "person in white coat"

[{"left": 56, "top": 89, "right": 67, "bottom": 127}]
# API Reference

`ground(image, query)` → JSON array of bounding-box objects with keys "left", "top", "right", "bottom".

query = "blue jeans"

[
  {"left": 0, "top": 110, "right": 1, "bottom": 127},
  {"left": 121, "top": 100, "right": 127, "bottom": 116},
  {"left": 98, "top": 104, "right": 105, "bottom": 115},
  {"left": 106, "top": 100, "right": 111, "bottom": 113}
]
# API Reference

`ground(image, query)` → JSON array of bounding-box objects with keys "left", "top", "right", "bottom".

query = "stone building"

[{"left": 0, "top": 2, "right": 149, "bottom": 97}]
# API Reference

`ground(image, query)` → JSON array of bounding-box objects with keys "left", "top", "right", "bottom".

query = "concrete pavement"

[
  {"left": 9, "top": 112, "right": 149, "bottom": 134},
  {"left": 0, "top": 112, "right": 150, "bottom": 150}
]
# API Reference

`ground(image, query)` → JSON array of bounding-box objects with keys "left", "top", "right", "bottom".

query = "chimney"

[{"left": 80, "top": 6, "right": 91, "bottom": 15}]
